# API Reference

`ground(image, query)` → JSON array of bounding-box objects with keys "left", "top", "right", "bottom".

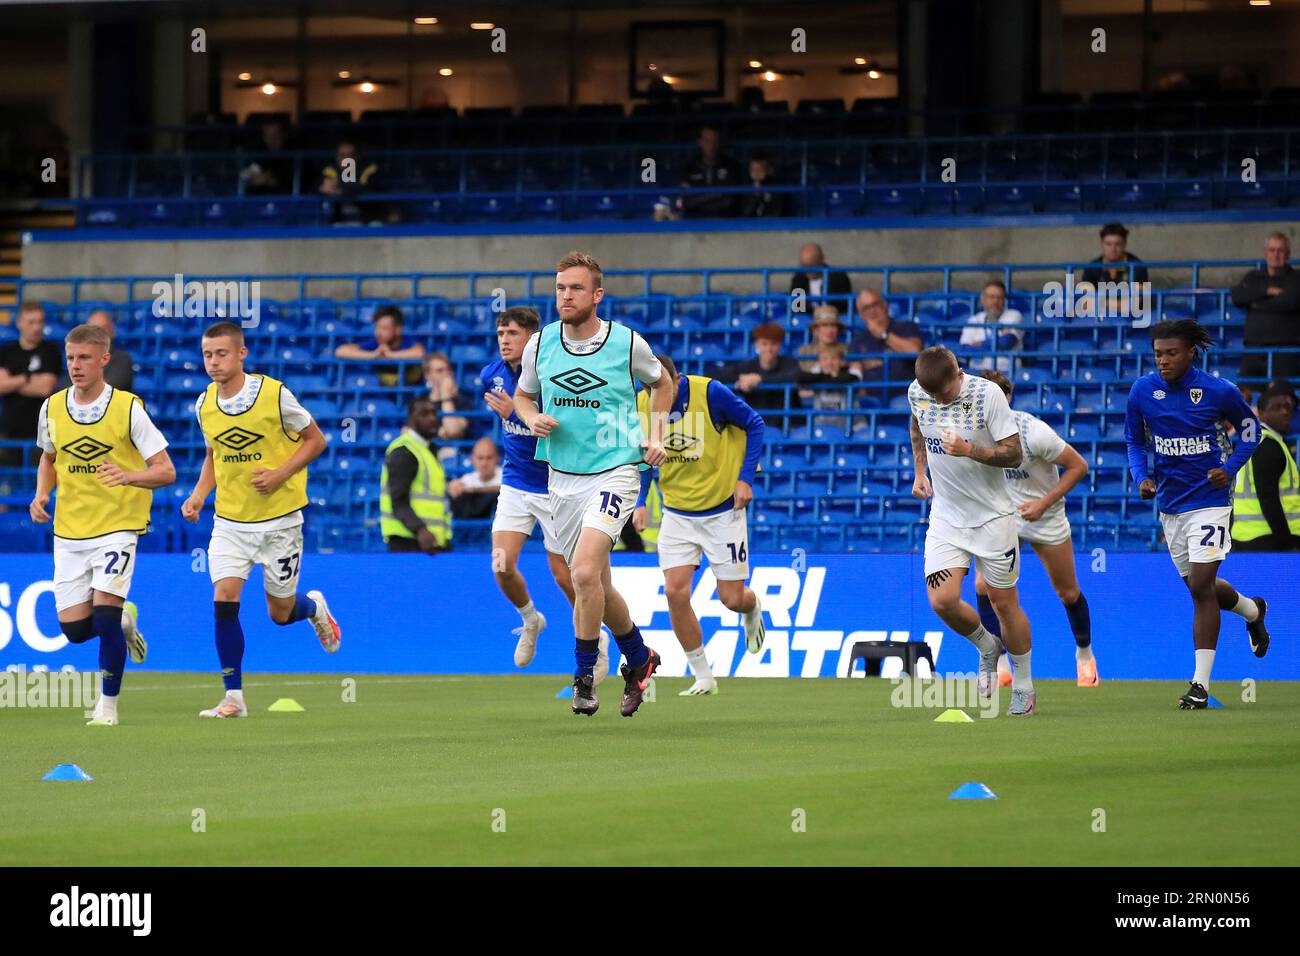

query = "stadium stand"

[{"left": 2, "top": 259, "right": 1289, "bottom": 556}]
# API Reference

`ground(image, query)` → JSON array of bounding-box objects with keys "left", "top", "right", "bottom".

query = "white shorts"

[
  {"left": 1016, "top": 507, "right": 1073, "bottom": 547},
  {"left": 492, "top": 483, "right": 562, "bottom": 554},
  {"left": 1160, "top": 506, "right": 1233, "bottom": 577},
  {"left": 52, "top": 532, "right": 140, "bottom": 611},
  {"left": 209, "top": 524, "right": 305, "bottom": 598},
  {"left": 658, "top": 508, "right": 750, "bottom": 580},
  {"left": 550, "top": 465, "right": 642, "bottom": 566},
  {"left": 924, "top": 513, "right": 1020, "bottom": 589}
]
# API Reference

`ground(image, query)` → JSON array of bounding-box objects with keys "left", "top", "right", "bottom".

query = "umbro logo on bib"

[
  {"left": 61, "top": 436, "right": 113, "bottom": 462},
  {"left": 663, "top": 432, "right": 700, "bottom": 454},
  {"left": 214, "top": 426, "right": 264, "bottom": 451},
  {"left": 549, "top": 368, "right": 608, "bottom": 395}
]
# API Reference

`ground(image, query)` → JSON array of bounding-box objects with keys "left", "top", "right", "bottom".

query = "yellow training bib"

[
  {"left": 48, "top": 387, "right": 151, "bottom": 540},
  {"left": 638, "top": 375, "right": 746, "bottom": 512},
  {"left": 198, "top": 374, "right": 309, "bottom": 523}
]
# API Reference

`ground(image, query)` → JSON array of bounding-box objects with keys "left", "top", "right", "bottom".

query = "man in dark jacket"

[
  {"left": 1081, "top": 222, "right": 1149, "bottom": 286},
  {"left": 789, "top": 243, "right": 853, "bottom": 316},
  {"left": 676, "top": 126, "right": 743, "bottom": 219},
  {"left": 1231, "top": 232, "right": 1300, "bottom": 381}
]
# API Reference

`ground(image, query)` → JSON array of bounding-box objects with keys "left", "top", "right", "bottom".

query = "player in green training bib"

[{"left": 514, "top": 251, "right": 673, "bottom": 718}]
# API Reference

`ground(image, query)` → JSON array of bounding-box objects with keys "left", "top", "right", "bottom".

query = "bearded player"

[{"left": 513, "top": 251, "right": 672, "bottom": 718}]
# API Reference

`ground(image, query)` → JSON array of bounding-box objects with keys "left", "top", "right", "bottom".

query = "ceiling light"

[
  {"left": 868, "top": 69, "right": 881, "bottom": 80},
  {"left": 748, "top": 59, "right": 762, "bottom": 69},
  {"left": 854, "top": 57, "right": 867, "bottom": 66},
  {"left": 337, "top": 70, "right": 351, "bottom": 79},
  {"left": 439, "top": 67, "right": 454, "bottom": 76},
  {"left": 261, "top": 83, "right": 277, "bottom": 95},
  {"left": 237, "top": 71, "right": 252, "bottom": 81},
  {"left": 359, "top": 81, "right": 375, "bottom": 93},
  {"left": 470, "top": 22, "right": 494, "bottom": 30},
  {"left": 763, "top": 70, "right": 777, "bottom": 82},
  {"left": 413, "top": 17, "right": 439, "bottom": 24}
]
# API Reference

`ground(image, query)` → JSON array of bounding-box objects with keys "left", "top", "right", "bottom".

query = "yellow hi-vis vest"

[
  {"left": 48, "top": 386, "right": 151, "bottom": 540},
  {"left": 379, "top": 432, "right": 451, "bottom": 544},
  {"left": 198, "top": 374, "right": 309, "bottom": 523},
  {"left": 637, "top": 375, "right": 746, "bottom": 513},
  {"left": 1232, "top": 426, "right": 1300, "bottom": 541}
]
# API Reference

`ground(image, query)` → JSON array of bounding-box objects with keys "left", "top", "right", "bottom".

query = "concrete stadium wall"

[{"left": 21, "top": 217, "right": 1300, "bottom": 302}]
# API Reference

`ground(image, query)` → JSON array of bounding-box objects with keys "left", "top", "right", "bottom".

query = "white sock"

[
  {"left": 961, "top": 623, "right": 999, "bottom": 656},
  {"left": 98, "top": 693, "right": 118, "bottom": 711},
  {"left": 996, "top": 652, "right": 1011, "bottom": 673},
  {"left": 1230, "top": 595, "right": 1259, "bottom": 622},
  {"left": 228, "top": 688, "right": 245, "bottom": 704},
  {"left": 1076, "top": 643, "right": 1094, "bottom": 663},
  {"left": 516, "top": 600, "right": 537, "bottom": 622},
  {"left": 1193, "top": 648, "right": 1215, "bottom": 689},
  {"left": 685, "top": 646, "right": 714, "bottom": 681},
  {"left": 1010, "top": 651, "right": 1033, "bottom": 691}
]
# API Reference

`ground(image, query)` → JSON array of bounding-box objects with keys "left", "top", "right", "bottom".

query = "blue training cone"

[
  {"left": 1207, "top": 695, "right": 1224, "bottom": 709},
  {"left": 555, "top": 685, "right": 574, "bottom": 699},
  {"left": 43, "top": 763, "right": 93, "bottom": 782},
  {"left": 949, "top": 782, "right": 997, "bottom": 800}
]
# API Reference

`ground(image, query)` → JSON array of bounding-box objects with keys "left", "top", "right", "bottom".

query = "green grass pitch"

[{"left": 3, "top": 674, "right": 1298, "bottom": 866}]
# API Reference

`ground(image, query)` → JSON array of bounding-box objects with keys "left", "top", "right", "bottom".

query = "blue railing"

[{"left": 70, "top": 128, "right": 1300, "bottom": 226}]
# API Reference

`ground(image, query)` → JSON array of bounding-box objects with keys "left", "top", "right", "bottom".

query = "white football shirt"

[
  {"left": 1003, "top": 410, "right": 1069, "bottom": 518},
  {"left": 909, "top": 372, "right": 1019, "bottom": 528}
]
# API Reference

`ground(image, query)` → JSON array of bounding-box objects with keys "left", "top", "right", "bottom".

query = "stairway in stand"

[{"left": 0, "top": 204, "right": 75, "bottom": 319}]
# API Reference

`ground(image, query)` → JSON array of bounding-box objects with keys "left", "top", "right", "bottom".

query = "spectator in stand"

[
  {"left": 335, "top": 305, "right": 425, "bottom": 387},
  {"left": 0, "top": 302, "right": 62, "bottom": 466},
  {"left": 1231, "top": 231, "right": 1300, "bottom": 381},
  {"left": 789, "top": 243, "right": 853, "bottom": 316},
  {"left": 424, "top": 351, "right": 471, "bottom": 454},
  {"left": 319, "top": 138, "right": 382, "bottom": 224},
  {"left": 716, "top": 322, "right": 803, "bottom": 415},
  {"left": 1081, "top": 222, "right": 1149, "bottom": 286},
  {"left": 240, "top": 119, "right": 295, "bottom": 196},
  {"left": 1231, "top": 381, "right": 1300, "bottom": 551},
  {"left": 796, "top": 305, "right": 847, "bottom": 372},
  {"left": 848, "top": 288, "right": 925, "bottom": 394},
  {"left": 676, "top": 126, "right": 743, "bottom": 219},
  {"left": 57, "top": 309, "right": 132, "bottom": 391},
  {"left": 960, "top": 280, "right": 1025, "bottom": 373},
  {"left": 798, "top": 342, "right": 859, "bottom": 430},
  {"left": 739, "top": 153, "right": 789, "bottom": 218},
  {"left": 448, "top": 436, "right": 503, "bottom": 520}
]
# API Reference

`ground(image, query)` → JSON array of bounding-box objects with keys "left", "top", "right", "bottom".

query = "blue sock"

[
  {"left": 1065, "top": 593, "right": 1092, "bottom": 648},
  {"left": 214, "top": 601, "right": 244, "bottom": 691},
  {"left": 277, "top": 591, "right": 316, "bottom": 625},
  {"left": 977, "top": 593, "right": 1003, "bottom": 640},
  {"left": 612, "top": 626, "right": 649, "bottom": 670},
  {"left": 574, "top": 638, "right": 599, "bottom": 679},
  {"left": 60, "top": 616, "right": 96, "bottom": 645},
  {"left": 93, "top": 605, "right": 127, "bottom": 697}
]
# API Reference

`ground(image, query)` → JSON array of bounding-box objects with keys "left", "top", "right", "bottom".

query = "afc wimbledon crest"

[{"left": 1189, "top": 388, "right": 1203, "bottom": 405}]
